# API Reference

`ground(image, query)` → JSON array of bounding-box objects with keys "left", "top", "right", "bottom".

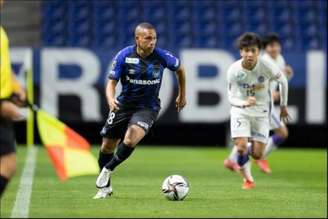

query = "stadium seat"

[{"left": 41, "top": 0, "right": 326, "bottom": 50}]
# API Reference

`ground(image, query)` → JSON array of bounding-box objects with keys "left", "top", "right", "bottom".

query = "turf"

[{"left": 1, "top": 146, "right": 327, "bottom": 218}]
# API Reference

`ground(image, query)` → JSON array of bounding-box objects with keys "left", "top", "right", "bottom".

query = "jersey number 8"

[{"left": 107, "top": 112, "right": 116, "bottom": 125}]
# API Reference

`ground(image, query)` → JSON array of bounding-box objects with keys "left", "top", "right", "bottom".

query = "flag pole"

[{"left": 26, "top": 58, "right": 34, "bottom": 148}]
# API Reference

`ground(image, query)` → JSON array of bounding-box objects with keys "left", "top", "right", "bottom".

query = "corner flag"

[{"left": 36, "top": 109, "right": 99, "bottom": 181}]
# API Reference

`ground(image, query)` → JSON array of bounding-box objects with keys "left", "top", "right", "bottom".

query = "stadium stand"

[{"left": 41, "top": 0, "right": 326, "bottom": 51}]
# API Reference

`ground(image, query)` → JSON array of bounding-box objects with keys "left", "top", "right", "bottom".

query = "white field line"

[{"left": 10, "top": 146, "right": 38, "bottom": 218}]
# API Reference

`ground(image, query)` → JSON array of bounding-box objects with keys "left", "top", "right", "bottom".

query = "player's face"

[
  {"left": 136, "top": 28, "right": 157, "bottom": 53},
  {"left": 240, "top": 45, "right": 260, "bottom": 67},
  {"left": 265, "top": 42, "right": 281, "bottom": 59}
]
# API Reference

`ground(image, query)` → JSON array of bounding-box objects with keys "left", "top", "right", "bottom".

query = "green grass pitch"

[{"left": 1, "top": 146, "right": 327, "bottom": 218}]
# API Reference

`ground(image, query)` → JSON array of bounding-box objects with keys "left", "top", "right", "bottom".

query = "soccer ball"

[{"left": 161, "top": 175, "right": 190, "bottom": 201}]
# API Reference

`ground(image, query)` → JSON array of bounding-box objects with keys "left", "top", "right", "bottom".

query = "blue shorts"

[{"left": 100, "top": 107, "right": 158, "bottom": 139}]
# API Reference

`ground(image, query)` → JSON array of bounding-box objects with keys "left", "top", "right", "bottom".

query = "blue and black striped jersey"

[{"left": 107, "top": 45, "right": 180, "bottom": 111}]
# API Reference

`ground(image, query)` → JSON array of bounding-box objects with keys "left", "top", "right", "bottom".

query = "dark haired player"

[
  {"left": 255, "top": 33, "right": 294, "bottom": 173},
  {"left": 224, "top": 32, "right": 290, "bottom": 189}
]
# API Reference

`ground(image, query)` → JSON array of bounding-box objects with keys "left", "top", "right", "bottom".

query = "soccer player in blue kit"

[{"left": 93, "top": 22, "right": 186, "bottom": 199}]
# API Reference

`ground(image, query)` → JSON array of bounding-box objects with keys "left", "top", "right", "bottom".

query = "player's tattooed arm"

[{"left": 175, "top": 65, "right": 186, "bottom": 112}]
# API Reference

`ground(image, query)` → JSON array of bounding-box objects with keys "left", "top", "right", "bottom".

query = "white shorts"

[
  {"left": 230, "top": 113, "right": 270, "bottom": 144},
  {"left": 270, "top": 110, "right": 285, "bottom": 130}
]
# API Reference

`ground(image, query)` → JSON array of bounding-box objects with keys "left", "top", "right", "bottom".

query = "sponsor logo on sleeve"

[{"left": 165, "top": 52, "right": 174, "bottom": 58}]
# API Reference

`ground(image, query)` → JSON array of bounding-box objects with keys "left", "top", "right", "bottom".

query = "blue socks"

[
  {"left": 105, "top": 142, "right": 135, "bottom": 171},
  {"left": 98, "top": 150, "right": 114, "bottom": 170}
]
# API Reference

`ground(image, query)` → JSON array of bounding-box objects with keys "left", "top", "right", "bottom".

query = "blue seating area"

[{"left": 41, "top": 0, "right": 327, "bottom": 51}]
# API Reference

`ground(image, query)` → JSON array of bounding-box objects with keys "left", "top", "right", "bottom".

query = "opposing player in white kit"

[
  {"left": 254, "top": 33, "right": 294, "bottom": 173},
  {"left": 225, "top": 33, "right": 290, "bottom": 189},
  {"left": 224, "top": 33, "right": 294, "bottom": 174}
]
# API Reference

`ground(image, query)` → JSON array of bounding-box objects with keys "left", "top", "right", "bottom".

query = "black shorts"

[
  {"left": 100, "top": 107, "right": 159, "bottom": 139},
  {"left": 0, "top": 117, "right": 16, "bottom": 156}
]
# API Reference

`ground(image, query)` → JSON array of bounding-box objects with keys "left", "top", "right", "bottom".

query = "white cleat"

[
  {"left": 93, "top": 187, "right": 113, "bottom": 199},
  {"left": 96, "top": 167, "right": 112, "bottom": 188}
]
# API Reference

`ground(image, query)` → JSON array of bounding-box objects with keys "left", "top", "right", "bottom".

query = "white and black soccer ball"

[{"left": 161, "top": 175, "right": 190, "bottom": 201}]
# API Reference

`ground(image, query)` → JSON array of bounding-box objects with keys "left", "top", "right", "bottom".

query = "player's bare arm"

[
  {"left": 175, "top": 65, "right": 186, "bottom": 112},
  {"left": 0, "top": 101, "right": 23, "bottom": 121},
  {"left": 10, "top": 72, "right": 27, "bottom": 107},
  {"left": 0, "top": 72, "right": 26, "bottom": 120},
  {"left": 105, "top": 79, "right": 120, "bottom": 112}
]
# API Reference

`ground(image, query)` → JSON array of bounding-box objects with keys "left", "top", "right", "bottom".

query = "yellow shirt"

[{"left": 0, "top": 25, "right": 13, "bottom": 99}]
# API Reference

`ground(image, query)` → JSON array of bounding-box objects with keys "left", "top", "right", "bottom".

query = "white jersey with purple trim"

[
  {"left": 262, "top": 53, "right": 286, "bottom": 92},
  {"left": 262, "top": 53, "right": 286, "bottom": 70},
  {"left": 227, "top": 58, "right": 288, "bottom": 117},
  {"left": 262, "top": 53, "right": 288, "bottom": 129}
]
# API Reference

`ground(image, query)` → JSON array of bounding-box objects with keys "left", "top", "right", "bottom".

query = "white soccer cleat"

[
  {"left": 96, "top": 167, "right": 112, "bottom": 188},
  {"left": 93, "top": 187, "right": 113, "bottom": 199}
]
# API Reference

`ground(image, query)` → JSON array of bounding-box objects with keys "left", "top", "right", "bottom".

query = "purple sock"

[
  {"left": 237, "top": 154, "right": 249, "bottom": 166},
  {"left": 272, "top": 134, "right": 285, "bottom": 146}
]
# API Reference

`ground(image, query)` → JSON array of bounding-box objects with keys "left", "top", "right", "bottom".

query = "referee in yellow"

[{"left": 0, "top": 0, "right": 26, "bottom": 197}]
